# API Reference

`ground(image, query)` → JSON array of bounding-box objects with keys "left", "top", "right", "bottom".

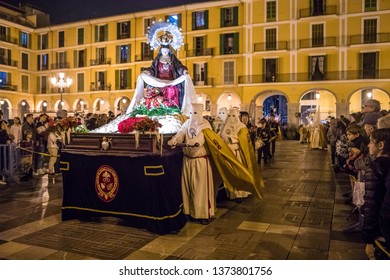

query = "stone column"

[
  {"left": 336, "top": 101, "right": 350, "bottom": 117},
  {"left": 287, "top": 102, "right": 300, "bottom": 140},
  {"left": 210, "top": 103, "right": 218, "bottom": 116}
]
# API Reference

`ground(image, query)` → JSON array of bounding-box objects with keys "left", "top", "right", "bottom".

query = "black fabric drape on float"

[{"left": 61, "top": 150, "right": 186, "bottom": 234}]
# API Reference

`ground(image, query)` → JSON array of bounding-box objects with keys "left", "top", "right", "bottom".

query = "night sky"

[{"left": 4, "top": 0, "right": 213, "bottom": 24}]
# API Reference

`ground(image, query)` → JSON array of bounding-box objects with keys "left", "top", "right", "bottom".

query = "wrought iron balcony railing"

[
  {"left": 0, "top": 83, "right": 17, "bottom": 91},
  {"left": 299, "top": 36, "right": 337, "bottom": 48},
  {"left": 299, "top": 5, "right": 337, "bottom": 18},
  {"left": 90, "top": 58, "right": 111, "bottom": 66},
  {"left": 50, "top": 62, "right": 70, "bottom": 69},
  {"left": 0, "top": 34, "right": 18, "bottom": 44},
  {"left": 135, "top": 55, "right": 153, "bottom": 62},
  {"left": 186, "top": 48, "right": 214, "bottom": 57},
  {"left": 238, "top": 69, "right": 390, "bottom": 84},
  {"left": 0, "top": 57, "right": 18, "bottom": 67},
  {"left": 254, "top": 41, "right": 289, "bottom": 52},
  {"left": 349, "top": 33, "right": 390, "bottom": 45},
  {"left": 193, "top": 78, "right": 214, "bottom": 86}
]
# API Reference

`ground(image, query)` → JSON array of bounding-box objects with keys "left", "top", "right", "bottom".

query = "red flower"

[{"left": 118, "top": 117, "right": 161, "bottom": 133}]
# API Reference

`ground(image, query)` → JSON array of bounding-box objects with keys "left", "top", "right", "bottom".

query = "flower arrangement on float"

[{"left": 118, "top": 117, "right": 162, "bottom": 134}]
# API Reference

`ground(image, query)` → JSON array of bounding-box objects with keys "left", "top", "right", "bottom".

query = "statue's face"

[{"left": 161, "top": 47, "right": 169, "bottom": 56}]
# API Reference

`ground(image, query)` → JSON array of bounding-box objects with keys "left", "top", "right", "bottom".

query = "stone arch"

[
  {"left": 54, "top": 99, "right": 70, "bottom": 111},
  {"left": 37, "top": 100, "right": 50, "bottom": 112},
  {"left": 195, "top": 92, "right": 212, "bottom": 115},
  {"left": 73, "top": 98, "right": 89, "bottom": 112},
  {"left": 299, "top": 89, "right": 337, "bottom": 123},
  {"left": 216, "top": 91, "right": 241, "bottom": 111},
  {"left": 251, "top": 90, "right": 290, "bottom": 126},
  {"left": 347, "top": 87, "right": 390, "bottom": 113},
  {"left": 114, "top": 96, "right": 131, "bottom": 115},
  {"left": 0, "top": 98, "right": 13, "bottom": 120}
]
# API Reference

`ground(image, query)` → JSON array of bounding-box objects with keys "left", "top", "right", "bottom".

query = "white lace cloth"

[{"left": 92, "top": 73, "right": 196, "bottom": 134}]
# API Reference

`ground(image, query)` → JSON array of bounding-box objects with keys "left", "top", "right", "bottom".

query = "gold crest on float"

[{"left": 95, "top": 165, "right": 119, "bottom": 202}]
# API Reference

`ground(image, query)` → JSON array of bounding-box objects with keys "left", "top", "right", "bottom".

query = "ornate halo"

[{"left": 146, "top": 19, "right": 184, "bottom": 51}]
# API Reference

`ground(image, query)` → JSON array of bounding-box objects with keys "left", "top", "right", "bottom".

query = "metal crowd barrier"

[{"left": 0, "top": 144, "right": 20, "bottom": 183}]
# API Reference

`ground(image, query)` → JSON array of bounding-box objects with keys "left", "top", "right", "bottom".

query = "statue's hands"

[
  {"left": 183, "top": 69, "right": 188, "bottom": 75},
  {"left": 143, "top": 70, "right": 151, "bottom": 75},
  {"left": 167, "top": 138, "right": 177, "bottom": 148}
]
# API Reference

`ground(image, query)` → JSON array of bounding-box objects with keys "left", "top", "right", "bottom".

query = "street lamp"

[
  {"left": 51, "top": 72, "right": 72, "bottom": 110},
  {"left": 227, "top": 93, "right": 232, "bottom": 101}
]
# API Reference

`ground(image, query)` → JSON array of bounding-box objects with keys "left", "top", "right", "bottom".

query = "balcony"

[
  {"left": 135, "top": 55, "right": 153, "bottom": 62},
  {"left": 238, "top": 69, "right": 390, "bottom": 84},
  {"left": 0, "top": 83, "right": 17, "bottom": 91},
  {"left": 349, "top": 33, "right": 390, "bottom": 45},
  {"left": 299, "top": 5, "right": 337, "bottom": 18},
  {"left": 90, "top": 58, "right": 111, "bottom": 66},
  {"left": 0, "top": 34, "right": 18, "bottom": 44},
  {"left": 186, "top": 48, "right": 214, "bottom": 57},
  {"left": 193, "top": 78, "right": 214, "bottom": 86},
  {"left": 299, "top": 36, "right": 337, "bottom": 48},
  {"left": 50, "top": 62, "right": 70, "bottom": 70},
  {"left": 0, "top": 57, "right": 18, "bottom": 67},
  {"left": 254, "top": 41, "right": 289, "bottom": 52}
]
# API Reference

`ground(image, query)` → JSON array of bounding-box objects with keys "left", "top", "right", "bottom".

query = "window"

[
  {"left": 223, "top": 61, "right": 235, "bottom": 84},
  {"left": 263, "top": 58, "right": 278, "bottom": 82},
  {"left": 144, "top": 17, "right": 155, "bottom": 35},
  {"left": 117, "top": 45, "right": 130, "bottom": 63},
  {"left": 0, "top": 71, "right": 7, "bottom": 88},
  {"left": 20, "top": 31, "right": 29, "bottom": 48},
  {"left": 0, "top": 25, "right": 6, "bottom": 40},
  {"left": 21, "top": 75, "right": 28, "bottom": 92},
  {"left": 95, "top": 24, "right": 108, "bottom": 42},
  {"left": 117, "top": 21, "right": 130, "bottom": 39},
  {"left": 96, "top": 71, "right": 106, "bottom": 90},
  {"left": 266, "top": 28, "right": 277, "bottom": 50},
  {"left": 311, "top": 24, "right": 324, "bottom": 47},
  {"left": 220, "top": 33, "right": 239, "bottom": 54},
  {"left": 21, "top": 53, "right": 28, "bottom": 70},
  {"left": 78, "top": 28, "right": 84, "bottom": 45},
  {"left": 193, "top": 63, "right": 207, "bottom": 86},
  {"left": 360, "top": 52, "right": 378, "bottom": 79},
  {"left": 312, "top": 0, "right": 325, "bottom": 16},
  {"left": 220, "top": 6, "right": 238, "bottom": 27},
  {"left": 267, "top": 1, "right": 276, "bottom": 22},
  {"left": 194, "top": 36, "right": 205, "bottom": 56},
  {"left": 192, "top": 11, "right": 208, "bottom": 30},
  {"left": 96, "top": 47, "right": 106, "bottom": 64},
  {"left": 115, "top": 69, "right": 132, "bottom": 90},
  {"left": 40, "top": 76, "right": 47, "bottom": 93},
  {"left": 364, "top": 19, "right": 377, "bottom": 43},
  {"left": 0, "top": 48, "right": 10, "bottom": 65},
  {"left": 165, "top": 14, "right": 181, "bottom": 27},
  {"left": 141, "top": 43, "right": 153, "bottom": 61},
  {"left": 58, "top": 31, "right": 64, "bottom": 47},
  {"left": 56, "top": 52, "right": 67, "bottom": 69},
  {"left": 38, "top": 34, "right": 48, "bottom": 49},
  {"left": 77, "top": 73, "right": 84, "bottom": 92},
  {"left": 37, "top": 54, "right": 49, "bottom": 71},
  {"left": 365, "top": 0, "right": 377, "bottom": 12},
  {"left": 309, "top": 55, "right": 326, "bottom": 80},
  {"left": 75, "top": 50, "right": 86, "bottom": 67}
]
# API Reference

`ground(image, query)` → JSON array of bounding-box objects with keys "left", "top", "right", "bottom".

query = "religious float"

[{"left": 60, "top": 20, "right": 195, "bottom": 234}]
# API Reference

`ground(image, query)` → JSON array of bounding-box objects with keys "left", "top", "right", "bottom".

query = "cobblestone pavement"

[{"left": 0, "top": 140, "right": 367, "bottom": 260}]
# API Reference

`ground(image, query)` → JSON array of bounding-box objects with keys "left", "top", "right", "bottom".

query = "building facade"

[{"left": 0, "top": 0, "right": 389, "bottom": 131}]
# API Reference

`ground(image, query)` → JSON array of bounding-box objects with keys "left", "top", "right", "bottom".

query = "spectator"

[
  {"left": 9, "top": 117, "right": 22, "bottom": 145},
  {"left": 19, "top": 130, "right": 34, "bottom": 181},
  {"left": 362, "top": 128, "right": 390, "bottom": 259}
]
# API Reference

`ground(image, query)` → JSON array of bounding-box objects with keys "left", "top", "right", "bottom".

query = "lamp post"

[{"left": 51, "top": 72, "right": 72, "bottom": 110}]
